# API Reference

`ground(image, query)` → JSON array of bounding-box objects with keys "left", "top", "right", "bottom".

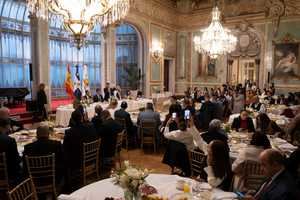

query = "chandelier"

[
  {"left": 193, "top": 6, "right": 237, "bottom": 59},
  {"left": 27, "top": 0, "right": 131, "bottom": 49}
]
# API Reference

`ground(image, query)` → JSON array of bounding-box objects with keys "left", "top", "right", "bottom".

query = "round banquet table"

[
  {"left": 58, "top": 174, "right": 237, "bottom": 200},
  {"left": 55, "top": 99, "right": 153, "bottom": 127}
]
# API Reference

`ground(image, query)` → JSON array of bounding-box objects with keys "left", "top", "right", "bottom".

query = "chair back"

[
  {"left": 188, "top": 150, "right": 207, "bottom": 177},
  {"left": 25, "top": 154, "right": 56, "bottom": 197},
  {"left": 0, "top": 153, "right": 8, "bottom": 191},
  {"left": 82, "top": 139, "right": 101, "bottom": 186},
  {"left": 241, "top": 160, "right": 266, "bottom": 191},
  {"left": 115, "top": 118, "right": 129, "bottom": 150},
  {"left": 140, "top": 120, "right": 157, "bottom": 152},
  {"left": 7, "top": 177, "right": 37, "bottom": 200},
  {"left": 115, "top": 131, "right": 124, "bottom": 155}
]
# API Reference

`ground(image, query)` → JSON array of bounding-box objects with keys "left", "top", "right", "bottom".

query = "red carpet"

[{"left": 9, "top": 98, "right": 73, "bottom": 115}]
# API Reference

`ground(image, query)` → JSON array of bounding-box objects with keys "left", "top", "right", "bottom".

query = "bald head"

[
  {"left": 0, "top": 107, "right": 10, "bottom": 119},
  {"left": 36, "top": 125, "right": 50, "bottom": 140},
  {"left": 259, "top": 149, "right": 285, "bottom": 178}
]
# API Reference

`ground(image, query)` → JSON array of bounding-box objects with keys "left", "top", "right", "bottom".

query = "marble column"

[
  {"left": 30, "top": 16, "right": 51, "bottom": 109},
  {"left": 104, "top": 25, "right": 117, "bottom": 87}
]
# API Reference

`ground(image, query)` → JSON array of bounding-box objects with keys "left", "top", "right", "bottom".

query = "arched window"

[
  {"left": 0, "top": 0, "right": 31, "bottom": 88},
  {"left": 116, "top": 24, "right": 139, "bottom": 92},
  {"left": 49, "top": 16, "right": 102, "bottom": 98}
]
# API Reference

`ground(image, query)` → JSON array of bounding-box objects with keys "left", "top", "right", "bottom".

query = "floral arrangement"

[{"left": 111, "top": 161, "right": 152, "bottom": 200}]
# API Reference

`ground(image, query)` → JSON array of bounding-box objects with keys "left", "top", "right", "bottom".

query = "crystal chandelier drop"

[
  {"left": 193, "top": 6, "right": 237, "bottom": 59},
  {"left": 27, "top": 0, "right": 131, "bottom": 49}
]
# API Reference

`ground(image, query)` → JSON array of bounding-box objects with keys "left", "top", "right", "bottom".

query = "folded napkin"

[
  {"left": 57, "top": 194, "right": 84, "bottom": 200},
  {"left": 211, "top": 190, "right": 237, "bottom": 200}
]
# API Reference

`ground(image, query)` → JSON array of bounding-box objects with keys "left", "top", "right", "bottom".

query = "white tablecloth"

[
  {"left": 58, "top": 174, "right": 237, "bottom": 200},
  {"left": 55, "top": 99, "right": 153, "bottom": 127}
]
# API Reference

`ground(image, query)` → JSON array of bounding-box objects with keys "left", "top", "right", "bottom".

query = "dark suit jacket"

[
  {"left": 256, "top": 170, "right": 300, "bottom": 200},
  {"left": 250, "top": 102, "right": 262, "bottom": 111},
  {"left": 114, "top": 109, "right": 134, "bottom": 131},
  {"left": 91, "top": 115, "right": 103, "bottom": 134},
  {"left": 286, "top": 148, "right": 300, "bottom": 187},
  {"left": 37, "top": 90, "right": 47, "bottom": 106},
  {"left": 23, "top": 139, "right": 64, "bottom": 182},
  {"left": 93, "top": 94, "right": 103, "bottom": 102},
  {"left": 201, "top": 130, "right": 228, "bottom": 145},
  {"left": 99, "top": 119, "right": 123, "bottom": 158},
  {"left": 103, "top": 87, "right": 110, "bottom": 101},
  {"left": 0, "top": 133, "right": 21, "bottom": 181},
  {"left": 231, "top": 116, "right": 255, "bottom": 132},
  {"left": 63, "top": 123, "right": 98, "bottom": 170},
  {"left": 198, "top": 101, "right": 215, "bottom": 130}
]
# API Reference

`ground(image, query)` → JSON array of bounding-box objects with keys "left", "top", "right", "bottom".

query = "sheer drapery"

[
  {"left": 49, "top": 17, "right": 102, "bottom": 98},
  {"left": 116, "top": 24, "right": 138, "bottom": 91},
  {"left": 0, "top": 0, "right": 31, "bottom": 88}
]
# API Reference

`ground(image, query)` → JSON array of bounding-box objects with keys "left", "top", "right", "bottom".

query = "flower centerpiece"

[{"left": 111, "top": 161, "right": 150, "bottom": 200}]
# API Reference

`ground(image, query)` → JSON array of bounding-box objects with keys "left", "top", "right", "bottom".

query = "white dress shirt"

[
  {"left": 204, "top": 166, "right": 224, "bottom": 188},
  {"left": 163, "top": 126, "right": 207, "bottom": 152}
]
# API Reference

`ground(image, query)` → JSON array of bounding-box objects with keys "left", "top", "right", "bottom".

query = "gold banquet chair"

[
  {"left": 25, "top": 154, "right": 57, "bottom": 199},
  {"left": 82, "top": 139, "right": 101, "bottom": 186},
  {"left": 0, "top": 153, "right": 9, "bottom": 199},
  {"left": 140, "top": 120, "right": 157, "bottom": 153},
  {"left": 238, "top": 160, "right": 266, "bottom": 191},
  {"left": 188, "top": 150, "right": 207, "bottom": 178},
  {"left": 7, "top": 177, "right": 38, "bottom": 200},
  {"left": 115, "top": 117, "right": 129, "bottom": 150},
  {"left": 115, "top": 131, "right": 124, "bottom": 168}
]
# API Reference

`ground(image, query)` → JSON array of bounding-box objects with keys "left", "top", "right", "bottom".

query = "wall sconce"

[{"left": 151, "top": 40, "right": 164, "bottom": 63}]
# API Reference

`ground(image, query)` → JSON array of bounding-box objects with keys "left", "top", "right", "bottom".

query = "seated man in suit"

[
  {"left": 93, "top": 88, "right": 104, "bottom": 103},
  {"left": 92, "top": 105, "right": 103, "bottom": 133},
  {"left": 103, "top": 82, "right": 111, "bottom": 102},
  {"left": 0, "top": 106, "right": 23, "bottom": 133},
  {"left": 0, "top": 109, "right": 21, "bottom": 186},
  {"left": 244, "top": 149, "right": 300, "bottom": 200},
  {"left": 249, "top": 96, "right": 266, "bottom": 113},
  {"left": 99, "top": 110, "right": 123, "bottom": 165},
  {"left": 114, "top": 101, "right": 137, "bottom": 139},
  {"left": 231, "top": 110, "right": 255, "bottom": 132},
  {"left": 137, "top": 102, "right": 161, "bottom": 141},
  {"left": 63, "top": 110, "right": 98, "bottom": 178},
  {"left": 23, "top": 125, "right": 64, "bottom": 184}
]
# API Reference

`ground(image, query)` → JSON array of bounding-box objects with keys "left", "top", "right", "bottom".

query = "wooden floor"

[{"left": 120, "top": 148, "right": 170, "bottom": 174}]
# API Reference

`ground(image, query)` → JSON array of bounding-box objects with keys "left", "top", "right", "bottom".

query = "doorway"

[{"left": 164, "top": 59, "right": 170, "bottom": 92}]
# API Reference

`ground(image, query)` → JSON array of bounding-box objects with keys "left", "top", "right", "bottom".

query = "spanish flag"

[{"left": 64, "top": 64, "right": 74, "bottom": 98}]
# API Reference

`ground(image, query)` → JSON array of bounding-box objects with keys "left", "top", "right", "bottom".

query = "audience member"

[
  {"left": 0, "top": 111, "right": 21, "bottom": 185},
  {"left": 231, "top": 110, "right": 255, "bottom": 132},
  {"left": 205, "top": 140, "right": 232, "bottom": 191},
  {"left": 37, "top": 83, "right": 48, "bottom": 120},
  {"left": 93, "top": 88, "right": 104, "bottom": 102},
  {"left": 244, "top": 149, "right": 299, "bottom": 200},
  {"left": 233, "top": 89, "right": 245, "bottom": 114},
  {"left": 0, "top": 107, "right": 23, "bottom": 133},
  {"left": 98, "top": 110, "right": 123, "bottom": 163},
  {"left": 23, "top": 125, "right": 64, "bottom": 183},
  {"left": 106, "top": 98, "right": 118, "bottom": 119},
  {"left": 201, "top": 119, "right": 228, "bottom": 148},
  {"left": 63, "top": 110, "right": 98, "bottom": 173},
  {"left": 285, "top": 147, "right": 300, "bottom": 187},
  {"left": 256, "top": 113, "right": 284, "bottom": 136},
  {"left": 287, "top": 114, "right": 300, "bottom": 145},
  {"left": 103, "top": 82, "right": 111, "bottom": 101},
  {"left": 114, "top": 101, "right": 137, "bottom": 137},
  {"left": 197, "top": 94, "right": 215, "bottom": 130},
  {"left": 249, "top": 96, "right": 266, "bottom": 113},
  {"left": 91, "top": 104, "right": 103, "bottom": 133},
  {"left": 137, "top": 102, "right": 161, "bottom": 137},
  {"left": 163, "top": 117, "right": 206, "bottom": 151}
]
